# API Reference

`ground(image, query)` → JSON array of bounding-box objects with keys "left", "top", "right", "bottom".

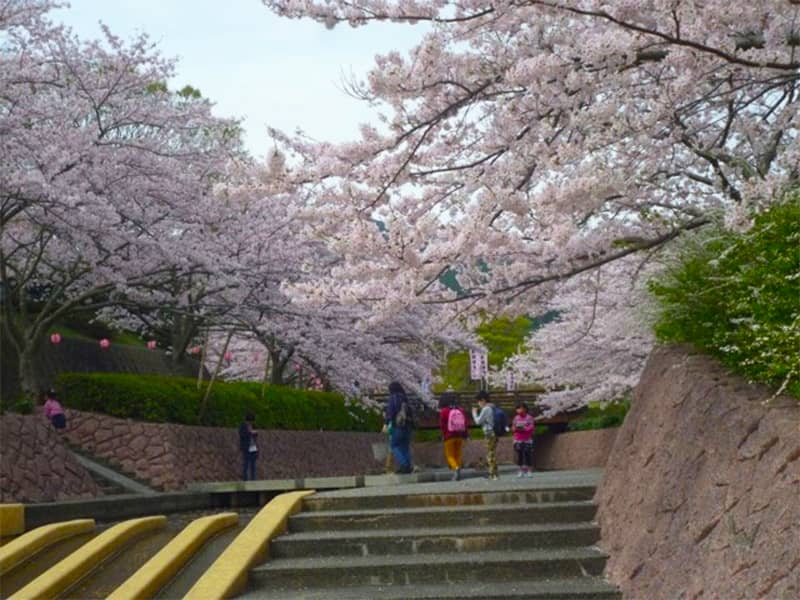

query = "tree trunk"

[
  {"left": 18, "top": 347, "right": 40, "bottom": 402},
  {"left": 198, "top": 330, "right": 233, "bottom": 422},
  {"left": 269, "top": 348, "right": 285, "bottom": 385}
]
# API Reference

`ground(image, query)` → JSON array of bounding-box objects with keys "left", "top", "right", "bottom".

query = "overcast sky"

[{"left": 53, "top": 0, "right": 426, "bottom": 161}]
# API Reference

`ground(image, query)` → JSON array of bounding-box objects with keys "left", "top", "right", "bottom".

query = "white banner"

[
  {"left": 505, "top": 370, "right": 516, "bottom": 391},
  {"left": 469, "top": 348, "right": 488, "bottom": 380}
]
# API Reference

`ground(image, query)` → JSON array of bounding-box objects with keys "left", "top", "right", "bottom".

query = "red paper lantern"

[
  {"left": 147, "top": 340, "right": 157, "bottom": 350},
  {"left": 50, "top": 333, "right": 62, "bottom": 344},
  {"left": 99, "top": 338, "right": 111, "bottom": 349},
  {"left": 224, "top": 351, "right": 233, "bottom": 362},
  {"left": 190, "top": 346, "right": 201, "bottom": 355}
]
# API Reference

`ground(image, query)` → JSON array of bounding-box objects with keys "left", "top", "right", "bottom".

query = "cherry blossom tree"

[
  {"left": 199, "top": 159, "right": 475, "bottom": 397},
  {"left": 495, "top": 258, "right": 656, "bottom": 414},
  {"left": 0, "top": 1, "right": 241, "bottom": 397},
  {"left": 262, "top": 0, "right": 800, "bottom": 403}
]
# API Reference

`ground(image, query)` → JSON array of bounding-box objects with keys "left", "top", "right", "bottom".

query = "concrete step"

[
  {"left": 251, "top": 547, "right": 608, "bottom": 589},
  {"left": 271, "top": 522, "right": 600, "bottom": 558},
  {"left": 303, "top": 486, "right": 597, "bottom": 512},
  {"left": 288, "top": 501, "right": 597, "bottom": 532},
  {"left": 241, "top": 577, "right": 622, "bottom": 599}
]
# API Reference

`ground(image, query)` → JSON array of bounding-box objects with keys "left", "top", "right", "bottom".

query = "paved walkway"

[{"left": 314, "top": 467, "right": 605, "bottom": 499}]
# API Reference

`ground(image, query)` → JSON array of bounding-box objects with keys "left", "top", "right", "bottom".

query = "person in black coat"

[{"left": 238, "top": 413, "right": 259, "bottom": 480}]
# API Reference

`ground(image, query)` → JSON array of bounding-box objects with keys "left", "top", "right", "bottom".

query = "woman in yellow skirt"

[{"left": 439, "top": 391, "right": 469, "bottom": 480}]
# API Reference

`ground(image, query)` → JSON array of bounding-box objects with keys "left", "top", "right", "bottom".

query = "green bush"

[
  {"left": 649, "top": 196, "right": 800, "bottom": 398},
  {"left": 55, "top": 373, "right": 383, "bottom": 431},
  {"left": 567, "top": 398, "right": 630, "bottom": 432}
]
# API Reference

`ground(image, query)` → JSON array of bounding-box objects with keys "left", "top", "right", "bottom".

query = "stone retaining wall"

[
  {"left": 413, "top": 428, "right": 618, "bottom": 470},
  {"left": 596, "top": 345, "right": 799, "bottom": 600},
  {"left": 62, "top": 410, "right": 386, "bottom": 491},
  {"left": 0, "top": 414, "right": 100, "bottom": 503}
]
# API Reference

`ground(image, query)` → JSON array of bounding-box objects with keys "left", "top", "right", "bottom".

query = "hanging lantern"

[
  {"left": 189, "top": 346, "right": 201, "bottom": 355},
  {"left": 50, "top": 333, "right": 62, "bottom": 344},
  {"left": 99, "top": 338, "right": 111, "bottom": 349},
  {"left": 146, "top": 340, "right": 157, "bottom": 350},
  {"left": 224, "top": 351, "right": 233, "bottom": 362}
]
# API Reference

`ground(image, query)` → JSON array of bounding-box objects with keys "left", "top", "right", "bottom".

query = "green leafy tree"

[{"left": 436, "top": 315, "right": 536, "bottom": 390}]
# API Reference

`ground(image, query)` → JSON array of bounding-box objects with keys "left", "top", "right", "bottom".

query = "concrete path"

[
  {"left": 69, "top": 451, "right": 156, "bottom": 495},
  {"left": 319, "top": 467, "right": 604, "bottom": 499}
]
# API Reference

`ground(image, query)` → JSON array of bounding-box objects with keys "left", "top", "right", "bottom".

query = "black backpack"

[
  {"left": 395, "top": 400, "right": 415, "bottom": 428},
  {"left": 492, "top": 406, "right": 507, "bottom": 437}
]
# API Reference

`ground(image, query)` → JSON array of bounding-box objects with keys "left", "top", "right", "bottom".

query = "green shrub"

[
  {"left": 55, "top": 373, "right": 382, "bottom": 431},
  {"left": 649, "top": 196, "right": 800, "bottom": 399},
  {"left": 567, "top": 398, "right": 630, "bottom": 432}
]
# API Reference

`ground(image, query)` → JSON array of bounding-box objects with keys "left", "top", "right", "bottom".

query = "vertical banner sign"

[
  {"left": 421, "top": 374, "right": 432, "bottom": 401},
  {"left": 469, "top": 349, "right": 482, "bottom": 380},
  {"left": 505, "top": 370, "right": 516, "bottom": 392},
  {"left": 470, "top": 348, "right": 488, "bottom": 380}
]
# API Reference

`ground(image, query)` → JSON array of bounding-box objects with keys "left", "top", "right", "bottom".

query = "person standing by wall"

[
  {"left": 511, "top": 402, "right": 535, "bottom": 477},
  {"left": 472, "top": 391, "right": 498, "bottom": 480},
  {"left": 383, "top": 381, "right": 414, "bottom": 474},
  {"left": 43, "top": 389, "right": 66, "bottom": 432},
  {"left": 439, "top": 391, "right": 468, "bottom": 480},
  {"left": 238, "top": 413, "right": 259, "bottom": 481}
]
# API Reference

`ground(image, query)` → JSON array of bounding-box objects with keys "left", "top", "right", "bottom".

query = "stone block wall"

[
  {"left": 62, "top": 410, "right": 386, "bottom": 490},
  {"left": 0, "top": 414, "right": 100, "bottom": 503},
  {"left": 596, "top": 345, "right": 799, "bottom": 600},
  {"left": 412, "top": 428, "right": 618, "bottom": 470}
]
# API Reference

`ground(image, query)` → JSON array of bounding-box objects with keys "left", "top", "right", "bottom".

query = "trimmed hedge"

[{"left": 55, "top": 373, "right": 383, "bottom": 432}]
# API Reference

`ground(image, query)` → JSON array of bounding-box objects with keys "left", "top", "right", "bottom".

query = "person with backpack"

[
  {"left": 384, "top": 381, "right": 414, "bottom": 474},
  {"left": 471, "top": 390, "right": 499, "bottom": 480},
  {"left": 439, "top": 391, "right": 468, "bottom": 481},
  {"left": 512, "top": 402, "right": 535, "bottom": 477}
]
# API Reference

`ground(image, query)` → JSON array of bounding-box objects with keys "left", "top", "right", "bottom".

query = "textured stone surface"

[
  {"left": 62, "top": 410, "right": 387, "bottom": 490},
  {"left": 413, "top": 428, "right": 617, "bottom": 471},
  {"left": 596, "top": 344, "right": 800, "bottom": 600},
  {"left": 0, "top": 414, "right": 100, "bottom": 502}
]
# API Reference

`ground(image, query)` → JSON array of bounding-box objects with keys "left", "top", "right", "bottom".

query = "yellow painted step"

[
  {"left": 0, "top": 504, "right": 25, "bottom": 537},
  {"left": 184, "top": 490, "right": 314, "bottom": 600},
  {"left": 9, "top": 516, "right": 166, "bottom": 600},
  {"left": 0, "top": 519, "right": 95, "bottom": 575},
  {"left": 107, "top": 512, "right": 238, "bottom": 600}
]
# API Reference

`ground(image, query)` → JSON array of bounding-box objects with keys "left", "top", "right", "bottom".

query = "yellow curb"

[
  {"left": 108, "top": 512, "right": 238, "bottom": 600},
  {"left": 0, "top": 504, "right": 25, "bottom": 537},
  {"left": 0, "top": 519, "right": 95, "bottom": 575},
  {"left": 9, "top": 515, "right": 167, "bottom": 600},
  {"left": 183, "top": 490, "right": 315, "bottom": 600}
]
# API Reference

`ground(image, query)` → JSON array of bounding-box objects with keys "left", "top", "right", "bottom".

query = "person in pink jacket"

[
  {"left": 43, "top": 389, "right": 66, "bottom": 431},
  {"left": 511, "top": 402, "right": 535, "bottom": 477}
]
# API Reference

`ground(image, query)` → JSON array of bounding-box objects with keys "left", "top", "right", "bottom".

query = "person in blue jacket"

[{"left": 383, "top": 381, "right": 414, "bottom": 474}]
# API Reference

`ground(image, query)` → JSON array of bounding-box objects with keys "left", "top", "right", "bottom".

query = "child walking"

[{"left": 512, "top": 402, "right": 535, "bottom": 477}]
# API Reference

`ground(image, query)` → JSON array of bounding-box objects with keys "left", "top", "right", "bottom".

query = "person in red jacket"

[{"left": 439, "top": 391, "right": 468, "bottom": 481}]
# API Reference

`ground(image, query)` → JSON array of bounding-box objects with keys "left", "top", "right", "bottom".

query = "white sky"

[{"left": 53, "top": 0, "right": 427, "bottom": 161}]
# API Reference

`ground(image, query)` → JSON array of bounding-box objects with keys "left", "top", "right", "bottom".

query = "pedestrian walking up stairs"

[{"left": 241, "top": 470, "right": 621, "bottom": 599}]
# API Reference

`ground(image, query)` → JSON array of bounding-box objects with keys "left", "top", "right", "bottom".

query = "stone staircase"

[{"left": 242, "top": 476, "right": 621, "bottom": 599}]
